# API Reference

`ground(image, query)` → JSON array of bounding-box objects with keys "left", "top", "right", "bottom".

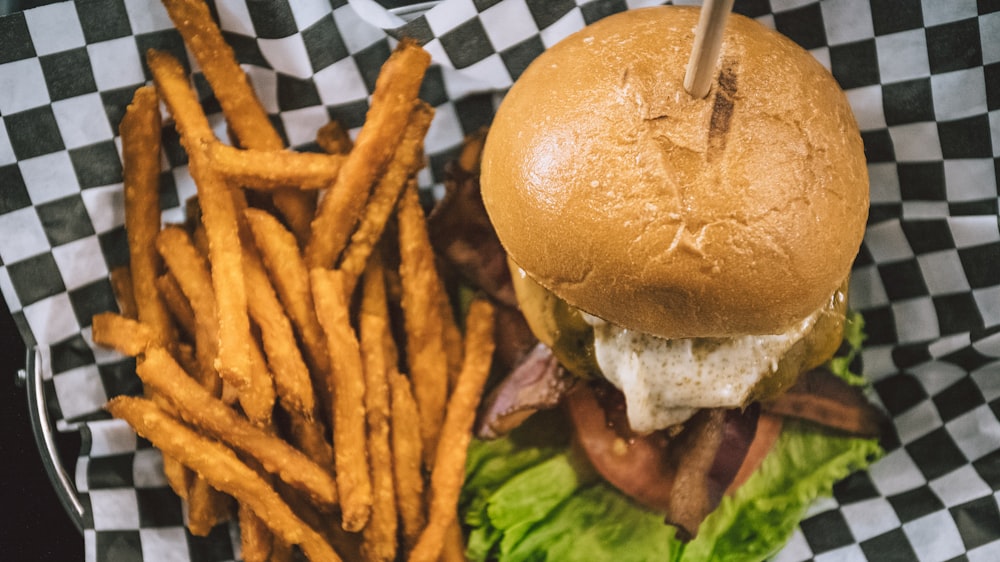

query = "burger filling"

[{"left": 585, "top": 308, "right": 821, "bottom": 433}]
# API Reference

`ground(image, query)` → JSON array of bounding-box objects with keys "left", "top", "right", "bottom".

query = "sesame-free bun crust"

[{"left": 481, "top": 6, "right": 869, "bottom": 338}]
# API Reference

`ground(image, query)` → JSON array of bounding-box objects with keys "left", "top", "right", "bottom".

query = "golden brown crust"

[{"left": 481, "top": 6, "right": 869, "bottom": 338}]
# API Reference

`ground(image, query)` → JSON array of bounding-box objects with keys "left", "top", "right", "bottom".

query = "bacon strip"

[{"left": 763, "top": 368, "right": 887, "bottom": 439}]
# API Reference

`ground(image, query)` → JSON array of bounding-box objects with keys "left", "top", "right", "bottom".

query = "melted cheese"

[{"left": 586, "top": 311, "right": 819, "bottom": 434}]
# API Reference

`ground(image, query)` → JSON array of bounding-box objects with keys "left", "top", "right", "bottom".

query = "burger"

[{"left": 450, "top": 6, "right": 883, "bottom": 561}]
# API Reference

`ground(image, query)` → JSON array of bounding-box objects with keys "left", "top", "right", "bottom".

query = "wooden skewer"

[{"left": 683, "top": 0, "right": 736, "bottom": 99}]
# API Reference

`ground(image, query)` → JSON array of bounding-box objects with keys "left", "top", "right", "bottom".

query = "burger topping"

[{"left": 585, "top": 309, "right": 820, "bottom": 433}]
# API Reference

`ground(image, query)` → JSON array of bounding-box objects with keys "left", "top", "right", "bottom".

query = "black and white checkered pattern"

[{"left": 0, "top": 0, "right": 997, "bottom": 560}]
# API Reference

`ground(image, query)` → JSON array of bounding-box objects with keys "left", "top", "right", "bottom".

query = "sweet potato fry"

[
  {"left": 338, "top": 102, "right": 435, "bottom": 295},
  {"left": 245, "top": 208, "right": 330, "bottom": 386},
  {"left": 155, "top": 226, "right": 222, "bottom": 397},
  {"left": 105, "top": 396, "right": 341, "bottom": 561},
  {"left": 109, "top": 266, "right": 137, "bottom": 320},
  {"left": 305, "top": 40, "right": 431, "bottom": 269},
  {"left": 207, "top": 142, "right": 345, "bottom": 191},
  {"left": 409, "top": 298, "right": 496, "bottom": 562},
  {"left": 244, "top": 332, "right": 277, "bottom": 427},
  {"left": 242, "top": 241, "right": 315, "bottom": 418},
  {"left": 149, "top": 50, "right": 253, "bottom": 392},
  {"left": 136, "top": 346, "right": 337, "bottom": 508},
  {"left": 159, "top": 0, "right": 313, "bottom": 244},
  {"left": 389, "top": 371, "right": 425, "bottom": 553},
  {"left": 359, "top": 260, "right": 398, "bottom": 562},
  {"left": 397, "top": 180, "right": 450, "bottom": 466},
  {"left": 155, "top": 272, "right": 196, "bottom": 340},
  {"left": 310, "top": 268, "right": 372, "bottom": 532},
  {"left": 186, "top": 477, "right": 233, "bottom": 536},
  {"left": 91, "top": 312, "right": 155, "bottom": 357},
  {"left": 121, "top": 84, "right": 176, "bottom": 345},
  {"left": 238, "top": 501, "right": 274, "bottom": 562},
  {"left": 316, "top": 120, "right": 353, "bottom": 155}
]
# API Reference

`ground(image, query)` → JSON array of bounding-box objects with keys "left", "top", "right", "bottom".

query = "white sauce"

[{"left": 585, "top": 311, "right": 820, "bottom": 433}]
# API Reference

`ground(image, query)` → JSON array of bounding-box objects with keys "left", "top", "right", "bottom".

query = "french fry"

[
  {"left": 287, "top": 408, "right": 335, "bottom": 472},
  {"left": 244, "top": 208, "right": 331, "bottom": 400},
  {"left": 158, "top": 0, "right": 314, "bottom": 245},
  {"left": 242, "top": 241, "right": 315, "bottom": 418},
  {"left": 136, "top": 346, "right": 338, "bottom": 508},
  {"left": 409, "top": 298, "right": 496, "bottom": 562},
  {"left": 244, "top": 332, "right": 277, "bottom": 427},
  {"left": 207, "top": 142, "right": 345, "bottom": 191},
  {"left": 359, "top": 260, "right": 398, "bottom": 562},
  {"left": 189, "top": 156, "right": 253, "bottom": 391},
  {"left": 440, "top": 520, "right": 468, "bottom": 562},
  {"left": 316, "top": 120, "right": 354, "bottom": 155},
  {"left": 238, "top": 501, "right": 274, "bottom": 562},
  {"left": 121, "top": 84, "right": 176, "bottom": 344},
  {"left": 91, "top": 312, "right": 155, "bottom": 357},
  {"left": 338, "top": 102, "right": 435, "bottom": 295},
  {"left": 187, "top": 477, "right": 233, "bottom": 536},
  {"left": 155, "top": 272, "right": 197, "bottom": 340},
  {"left": 149, "top": 49, "right": 253, "bottom": 392},
  {"left": 305, "top": 41, "right": 431, "bottom": 269},
  {"left": 105, "top": 396, "right": 342, "bottom": 561},
  {"left": 155, "top": 226, "right": 222, "bottom": 397},
  {"left": 389, "top": 371, "right": 426, "bottom": 553},
  {"left": 310, "top": 268, "right": 372, "bottom": 532},
  {"left": 397, "top": 180, "right": 450, "bottom": 466},
  {"left": 435, "top": 273, "right": 464, "bottom": 391},
  {"left": 109, "top": 266, "right": 137, "bottom": 320}
]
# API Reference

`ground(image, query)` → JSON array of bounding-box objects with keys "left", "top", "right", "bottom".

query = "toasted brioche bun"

[{"left": 481, "top": 6, "right": 869, "bottom": 339}]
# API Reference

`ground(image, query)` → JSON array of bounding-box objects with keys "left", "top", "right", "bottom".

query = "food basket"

[{"left": 2, "top": 0, "right": 998, "bottom": 560}]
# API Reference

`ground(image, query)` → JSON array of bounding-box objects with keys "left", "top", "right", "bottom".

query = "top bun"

[{"left": 481, "top": 6, "right": 869, "bottom": 339}]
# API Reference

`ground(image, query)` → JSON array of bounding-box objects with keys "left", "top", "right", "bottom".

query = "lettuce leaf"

[
  {"left": 459, "top": 315, "right": 883, "bottom": 561},
  {"left": 461, "top": 420, "right": 881, "bottom": 562}
]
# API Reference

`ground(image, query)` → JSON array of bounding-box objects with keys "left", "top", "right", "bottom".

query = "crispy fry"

[
  {"left": 305, "top": 41, "right": 431, "bottom": 269},
  {"left": 189, "top": 156, "right": 252, "bottom": 391},
  {"left": 310, "top": 268, "right": 372, "bottom": 532},
  {"left": 440, "top": 520, "right": 468, "bottom": 562},
  {"left": 287, "top": 408, "right": 335, "bottom": 471},
  {"left": 187, "top": 476, "right": 233, "bottom": 536},
  {"left": 435, "top": 274, "right": 464, "bottom": 391},
  {"left": 155, "top": 226, "right": 222, "bottom": 397},
  {"left": 238, "top": 501, "right": 273, "bottom": 562},
  {"left": 338, "top": 102, "right": 435, "bottom": 295},
  {"left": 242, "top": 241, "right": 315, "bottom": 418},
  {"left": 149, "top": 50, "right": 253, "bottom": 391},
  {"left": 137, "top": 346, "right": 338, "bottom": 508},
  {"left": 155, "top": 272, "right": 196, "bottom": 340},
  {"left": 397, "top": 180, "right": 450, "bottom": 466},
  {"left": 244, "top": 207, "right": 332, "bottom": 426},
  {"left": 109, "top": 266, "right": 137, "bottom": 320},
  {"left": 316, "top": 120, "right": 354, "bottom": 155},
  {"left": 207, "top": 142, "right": 345, "bottom": 191},
  {"left": 121, "top": 84, "right": 176, "bottom": 344},
  {"left": 158, "top": 0, "right": 313, "bottom": 244},
  {"left": 91, "top": 312, "right": 155, "bottom": 357},
  {"left": 409, "top": 298, "right": 496, "bottom": 562},
  {"left": 147, "top": 50, "right": 215, "bottom": 145},
  {"left": 106, "top": 396, "right": 341, "bottom": 561},
  {"left": 359, "top": 260, "right": 398, "bottom": 562},
  {"left": 389, "top": 371, "right": 426, "bottom": 553},
  {"left": 244, "top": 333, "right": 277, "bottom": 427}
]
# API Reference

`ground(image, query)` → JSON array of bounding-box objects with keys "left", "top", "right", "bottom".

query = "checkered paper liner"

[{"left": 0, "top": 0, "right": 997, "bottom": 560}]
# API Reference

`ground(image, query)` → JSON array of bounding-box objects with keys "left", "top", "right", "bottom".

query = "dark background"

[
  {"left": 1, "top": 0, "right": 86, "bottom": 554},
  {"left": 1, "top": 300, "right": 83, "bottom": 558}
]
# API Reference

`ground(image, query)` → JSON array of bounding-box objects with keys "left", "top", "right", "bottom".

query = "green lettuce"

[{"left": 459, "top": 312, "right": 882, "bottom": 562}]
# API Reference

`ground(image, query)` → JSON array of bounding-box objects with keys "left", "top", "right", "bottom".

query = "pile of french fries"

[{"left": 92, "top": 1, "right": 496, "bottom": 561}]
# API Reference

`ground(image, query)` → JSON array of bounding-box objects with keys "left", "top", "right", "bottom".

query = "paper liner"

[{"left": 0, "top": 0, "right": 997, "bottom": 560}]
